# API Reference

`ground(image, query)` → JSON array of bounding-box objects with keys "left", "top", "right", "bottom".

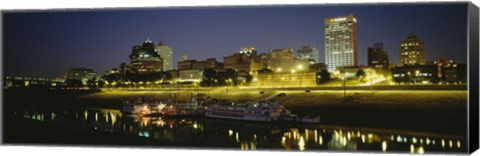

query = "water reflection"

[{"left": 18, "top": 109, "right": 466, "bottom": 153}]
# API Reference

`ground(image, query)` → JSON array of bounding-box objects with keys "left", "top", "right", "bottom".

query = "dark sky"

[{"left": 3, "top": 3, "right": 468, "bottom": 78}]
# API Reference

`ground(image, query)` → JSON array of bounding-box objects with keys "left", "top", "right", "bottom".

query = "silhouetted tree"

[
  {"left": 225, "top": 69, "right": 238, "bottom": 86},
  {"left": 65, "top": 79, "right": 83, "bottom": 89},
  {"left": 356, "top": 69, "right": 365, "bottom": 80},
  {"left": 316, "top": 69, "right": 331, "bottom": 84},
  {"left": 201, "top": 68, "right": 217, "bottom": 87}
]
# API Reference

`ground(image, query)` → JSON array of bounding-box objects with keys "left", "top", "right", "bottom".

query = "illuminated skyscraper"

[
  {"left": 129, "top": 39, "right": 163, "bottom": 74},
  {"left": 155, "top": 41, "right": 173, "bottom": 71},
  {"left": 181, "top": 52, "right": 188, "bottom": 61},
  {"left": 400, "top": 33, "right": 425, "bottom": 66},
  {"left": 324, "top": 14, "right": 358, "bottom": 72}
]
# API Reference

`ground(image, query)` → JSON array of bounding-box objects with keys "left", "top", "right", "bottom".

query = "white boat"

[
  {"left": 204, "top": 100, "right": 289, "bottom": 122},
  {"left": 205, "top": 100, "right": 320, "bottom": 123}
]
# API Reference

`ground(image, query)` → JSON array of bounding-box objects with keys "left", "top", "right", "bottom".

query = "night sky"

[{"left": 3, "top": 3, "right": 468, "bottom": 78}]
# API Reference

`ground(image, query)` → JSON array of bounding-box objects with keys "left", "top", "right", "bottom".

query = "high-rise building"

[
  {"left": 267, "top": 48, "right": 295, "bottom": 72},
  {"left": 400, "top": 33, "right": 426, "bottom": 66},
  {"left": 129, "top": 39, "right": 163, "bottom": 74},
  {"left": 181, "top": 52, "right": 188, "bottom": 61},
  {"left": 297, "top": 45, "right": 319, "bottom": 64},
  {"left": 155, "top": 42, "right": 173, "bottom": 71},
  {"left": 324, "top": 14, "right": 358, "bottom": 72},
  {"left": 367, "top": 42, "right": 389, "bottom": 70}
]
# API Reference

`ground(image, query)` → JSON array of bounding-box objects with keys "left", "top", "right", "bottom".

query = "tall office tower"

[
  {"left": 181, "top": 52, "right": 188, "bottom": 61},
  {"left": 368, "top": 42, "right": 389, "bottom": 70},
  {"left": 297, "top": 45, "right": 320, "bottom": 64},
  {"left": 400, "top": 33, "right": 426, "bottom": 66},
  {"left": 129, "top": 39, "right": 163, "bottom": 74},
  {"left": 155, "top": 41, "right": 173, "bottom": 71},
  {"left": 324, "top": 14, "right": 358, "bottom": 72}
]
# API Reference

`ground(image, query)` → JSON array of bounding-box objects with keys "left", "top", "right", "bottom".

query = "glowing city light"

[
  {"left": 382, "top": 141, "right": 387, "bottom": 152},
  {"left": 298, "top": 136, "right": 306, "bottom": 151}
]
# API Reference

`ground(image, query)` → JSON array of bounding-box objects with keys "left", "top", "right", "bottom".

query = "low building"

[
  {"left": 392, "top": 65, "right": 441, "bottom": 84},
  {"left": 253, "top": 71, "right": 317, "bottom": 88},
  {"left": 4, "top": 76, "right": 62, "bottom": 89},
  {"left": 267, "top": 48, "right": 295, "bottom": 72},
  {"left": 309, "top": 63, "right": 327, "bottom": 72},
  {"left": 64, "top": 68, "right": 97, "bottom": 85},
  {"left": 223, "top": 53, "right": 255, "bottom": 73},
  {"left": 444, "top": 63, "right": 466, "bottom": 83},
  {"left": 178, "top": 69, "right": 203, "bottom": 82}
]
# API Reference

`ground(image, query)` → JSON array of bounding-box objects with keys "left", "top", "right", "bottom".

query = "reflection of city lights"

[
  {"left": 52, "top": 112, "right": 56, "bottom": 121},
  {"left": 418, "top": 146, "right": 425, "bottom": 154},
  {"left": 193, "top": 123, "right": 198, "bottom": 129},
  {"left": 281, "top": 136, "right": 286, "bottom": 145},
  {"left": 367, "top": 133, "right": 373, "bottom": 139},
  {"left": 319, "top": 136, "right": 323, "bottom": 145},
  {"left": 104, "top": 113, "right": 109, "bottom": 123},
  {"left": 382, "top": 141, "right": 387, "bottom": 152},
  {"left": 236, "top": 132, "right": 240, "bottom": 143},
  {"left": 361, "top": 135, "right": 366, "bottom": 143},
  {"left": 297, "top": 65, "right": 303, "bottom": 70},
  {"left": 110, "top": 112, "right": 116, "bottom": 126},
  {"left": 441, "top": 139, "right": 445, "bottom": 147},
  {"left": 298, "top": 136, "right": 305, "bottom": 151},
  {"left": 95, "top": 112, "right": 98, "bottom": 122},
  {"left": 305, "top": 130, "right": 309, "bottom": 141},
  {"left": 457, "top": 141, "right": 461, "bottom": 148},
  {"left": 250, "top": 142, "right": 256, "bottom": 150},
  {"left": 410, "top": 144, "right": 415, "bottom": 153},
  {"left": 426, "top": 138, "right": 430, "bottom": 145},
  {"left": 449, "top": 140, "right": 453, "bottom": 148},
  {"left": 412, "top": 137, "right": 417, "bottom": 144}
]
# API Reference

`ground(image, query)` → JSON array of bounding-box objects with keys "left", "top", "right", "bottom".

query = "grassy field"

[{"left": 82, "top": 88, "right": 467, "bottom": 110}]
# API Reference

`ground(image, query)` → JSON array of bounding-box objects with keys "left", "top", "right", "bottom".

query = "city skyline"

[{"left": 3, "top": 3, "right": 468, "bottom": 78}]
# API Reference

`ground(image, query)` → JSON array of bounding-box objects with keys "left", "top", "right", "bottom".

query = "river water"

[{"left": 15, "top": 108, "right": 466, "bottom": 154}]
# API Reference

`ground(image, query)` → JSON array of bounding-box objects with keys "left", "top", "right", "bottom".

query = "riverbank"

[{"left": 3, "top": 88, "right": 468, "bottom": 136}]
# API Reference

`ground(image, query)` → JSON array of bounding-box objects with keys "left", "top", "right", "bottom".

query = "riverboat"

[{"left": 205, "top": 100, "right": 320, "bottom": 123}]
